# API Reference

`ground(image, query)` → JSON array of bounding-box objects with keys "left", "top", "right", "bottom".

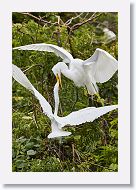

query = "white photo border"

[{"left": 0, "top": 0, "right": 130, "bottom": 184}]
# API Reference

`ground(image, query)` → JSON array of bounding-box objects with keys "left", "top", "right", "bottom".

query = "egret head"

[{"left": 52, "top": 62, "right": 67, "bottom": 88}]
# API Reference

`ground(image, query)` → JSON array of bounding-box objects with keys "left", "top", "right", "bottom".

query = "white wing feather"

[
  {"left": 13, "top": 43, "right": 73, "bottom": 63},
  {"left": 57, "top": 105, "right": 118, "bottom": 127},
  {"left": 83, "top": 48, "right": 118, "bottom": 83},
  {"left": 12, "top": 64, "right": 53, "bottom": 119}
]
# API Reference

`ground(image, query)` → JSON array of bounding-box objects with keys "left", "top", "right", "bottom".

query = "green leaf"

[
  {"left": 74, "top": 135, "right": 81, "bottom": 141},
  {"left": 27, "top": 150, "right": 36, "bottom": 156},
  {"left": 16, "top": 136, "right": 27, "bottom": 144},
  {"left": 22, "top": 116, "right": 33, "bottom": 120},
  {"left": 75, "top": 102, "right": 86, "bottom": 109},
  {"left": 13, "top": 96, "right": 24, "bottom": 101},
  {"left": 109, "top": 163, "right": 118, "bottom": 171},
  {"left": 25, "top": 142, "right": 35, "bottom": 149}
]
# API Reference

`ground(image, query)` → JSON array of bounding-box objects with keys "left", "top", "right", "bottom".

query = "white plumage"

[
  {"left": 57, "top": 106, "right": 118, "bottom": 127},
  {"left": 13, "top": 43, "right": 118, "bottom": 95},
  {"left": 12, "top": 64, "right": 118, "bottom": 138},
  {"left": 12, "top": 64, "right": 70, "bottom": 138},
  {"left": 103, "top": 28, "right": 116, "bottom": 43},
  {"left": 13, "top": 43, "right": 73, "bottom": 63}
]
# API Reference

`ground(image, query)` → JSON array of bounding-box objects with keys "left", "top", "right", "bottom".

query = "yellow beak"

[{"left": 56, "top": 73, "right": 62, "bottom": 88}]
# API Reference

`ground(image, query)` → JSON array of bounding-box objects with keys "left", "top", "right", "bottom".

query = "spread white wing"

[
  {"left": 83, "top": 48, "right": 118, "bottom": 83},
  {"left": 13, "top": 43, "right": 73, "bottom": 63},
  {"left": 57, "top": 105, "right": 118, "bottom": 127},
  {"left": 12, "top": 64, "right": 53, "bottom": 119}
]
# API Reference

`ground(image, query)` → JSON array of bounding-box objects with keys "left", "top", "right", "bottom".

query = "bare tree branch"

[
  {"left": 20, "top": 12, "right": 58, "bottom": 26},
  {"left": 65, "top": 12, "right": 84, "bottom": 25},
  {"left": 70, "top": 13, "right": 103, "bottom": 31}
]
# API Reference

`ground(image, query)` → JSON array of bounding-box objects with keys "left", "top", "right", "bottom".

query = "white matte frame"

[{"left": 0, "top": 0, "right": 130, "bottom": 184}]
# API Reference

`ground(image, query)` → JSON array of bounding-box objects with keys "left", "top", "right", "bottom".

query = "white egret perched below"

[
  {"left": 13, "top": 43, "right": 118, "bottom": 95},
  {"left": 12, "top": 64, "right": 118, "bottom": 138},
  {"left": 103, "top": 28, "right": 116, "bottom": 43}
]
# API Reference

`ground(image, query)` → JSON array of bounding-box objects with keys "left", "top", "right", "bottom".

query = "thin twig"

[
  {"left": 72, "top": 143, "right": 75, "bottom": 162},
  {"left": 23, "top": 64, "right": 43, "bottom": 73},
  {"left": 20, "top": 12, "right": 58, "bottom": 26},
  {"left": 71, "top": 13, "right": 103, "bottom": 31},
  {"left": 65, "top": 12, "right": 84, "bottom": 26}
]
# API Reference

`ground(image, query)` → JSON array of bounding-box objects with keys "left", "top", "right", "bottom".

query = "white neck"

[{"left": 53, "top": 82, "right": 59, "bottom": 116}]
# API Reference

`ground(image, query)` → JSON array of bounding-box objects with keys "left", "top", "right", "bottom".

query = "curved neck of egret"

[{"left": 53, "top": 82, "right": 60, "bottom": 116}]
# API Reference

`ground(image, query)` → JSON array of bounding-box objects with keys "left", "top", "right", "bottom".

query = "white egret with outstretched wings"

[
  {"left": 12, "top": 64, "right": 118, "bottom": 138},
  {"left": 13, "top": 43, "right": 118, "bottom": 95}
]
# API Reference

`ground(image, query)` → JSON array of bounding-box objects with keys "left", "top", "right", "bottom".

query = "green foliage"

[{"left": 12, "top": 12, "right": 118, "bottom": 172}]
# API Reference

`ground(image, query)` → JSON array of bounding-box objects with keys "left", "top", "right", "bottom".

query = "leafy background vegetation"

[{"left": 12, "top": 12, "right": 118, "bottom": 172}]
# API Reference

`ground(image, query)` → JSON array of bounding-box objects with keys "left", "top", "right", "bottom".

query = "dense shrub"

[{"left": 12, "top": 12, "right": 118, "bottom": 172}]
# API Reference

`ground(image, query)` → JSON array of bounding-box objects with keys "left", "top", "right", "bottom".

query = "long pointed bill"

[{"left": 56, "top": 73, "right": 62, "bottom": 88}]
